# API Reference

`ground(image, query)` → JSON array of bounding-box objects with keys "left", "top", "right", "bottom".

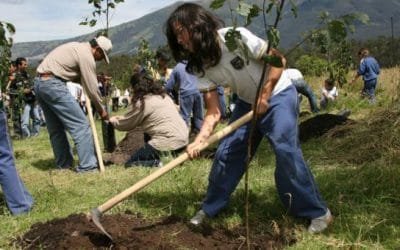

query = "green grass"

[{"left": 1, "top": 68, "right": 400, "bottom": 249}]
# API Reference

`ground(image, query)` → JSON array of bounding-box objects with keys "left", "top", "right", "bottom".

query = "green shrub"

[{"left": 295, "top": 55, "right": 328, "bottom": 76}]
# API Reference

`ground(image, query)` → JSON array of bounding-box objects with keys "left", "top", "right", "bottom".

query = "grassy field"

[{"left": 1, "top": 67, "right": 399, "bottom": 249}]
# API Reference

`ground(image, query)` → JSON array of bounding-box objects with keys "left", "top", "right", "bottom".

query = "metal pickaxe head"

[{"left": 88, "top": 208, "right": 113, "bottom": 240}]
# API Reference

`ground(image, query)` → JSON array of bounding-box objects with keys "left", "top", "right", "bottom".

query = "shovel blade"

[{"left": 89, "top": 208, "right": 113, "bottom": 240}]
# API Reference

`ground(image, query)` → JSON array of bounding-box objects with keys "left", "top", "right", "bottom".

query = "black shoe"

[{"left": 337, "top": 109, "right": 351, "bottom": 118}]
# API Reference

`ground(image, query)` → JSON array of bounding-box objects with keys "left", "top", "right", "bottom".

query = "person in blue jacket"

[
  {"left": 0, "top": 108, "right": 34, "bottom": 215},
  {"left": 166, "top": 61, "right": 203, "bottom": 133},
  {"left": 351, "top": 48, "right": 380, "bottom": 104}
]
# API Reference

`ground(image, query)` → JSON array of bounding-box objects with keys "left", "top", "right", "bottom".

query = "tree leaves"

[
  {"left": 224, "top": 28, "right": 242, "bottom": 52},
  {"left": 0, "top": 21, "right": 14, "bottom": 104},
  {"left": 261, "top": 55, "right": 283, "bottom": 67},
  {"left": 267, "top": 27, "right": 280, "bottom": 49},
  {"left": 210, "top": 0, "right": 226, "bottom": 10},
  {"left": 236, "top": 3, "right": 261, "bottom": 26},
  {"left": 224, "top": 28, "right": 250, "bottom": 65},
  {"left": 80, "top": 0, "right": 125, "bottom": 34},
  {"left": 212, "top": 1, "right": 287, "bottom": 67}
]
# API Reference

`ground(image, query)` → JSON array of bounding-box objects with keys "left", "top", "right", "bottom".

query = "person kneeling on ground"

[
  {"left": 320, "top": 78, "right": 338, "bottom": 109},
  {"left": 109, "top": 73, "right": 188, "bottom": 167}
]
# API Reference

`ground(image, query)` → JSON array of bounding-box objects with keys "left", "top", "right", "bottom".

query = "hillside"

[{"left": 11, "top": 0, "right": 400, "bottom": 62}]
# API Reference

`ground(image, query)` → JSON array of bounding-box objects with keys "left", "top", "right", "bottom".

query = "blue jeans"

[
  {"left": 180, "top": 92, "right": 203, "bottom": 132},
  {"left": 125, "top": 143, "right": 161, "bottom": 167},
  {"left": 362, "top": 78, "right": 377, "bottom": 103},
  {"left": 201, "top": 85, "right": 327, "bottom": 219},
  {"left": 21, "top": 102, "right": 41, "bottom": 137},
  {"left": 0, "top": 110, "right": 34, "bottom": 215},
  {"left": 293, "top": 79, "right": 319, "bottom": 113},
  {"left": 217, "top": 86, "right": 227, "bottom": 119},
  {"left": 34, "top": 77, "right": 98, "bottom": 172}
]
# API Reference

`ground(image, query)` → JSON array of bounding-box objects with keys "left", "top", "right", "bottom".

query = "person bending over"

[
  {"left": 165, "top": 3, "right": 332, "bottom": 233},
  {"left": 34, "top": 36, "right": 112, "bottom": 173}
]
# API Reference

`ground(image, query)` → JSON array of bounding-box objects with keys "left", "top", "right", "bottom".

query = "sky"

[{"left": 0, "top": 0, "right": 192, "bottom": 43}]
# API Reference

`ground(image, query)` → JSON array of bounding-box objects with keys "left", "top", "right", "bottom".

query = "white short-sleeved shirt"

[
  {"left": 197, "top": 27, "right": 292, "bottom": 104},
  {"left": 66, "top": 81, "right": 85, "bottom": 102},
  {"left": 322, "top": 86, "right": 338, "bottom": 100},
  {"left": 285, "top": 68, "right": 304, "bottom": 81}
]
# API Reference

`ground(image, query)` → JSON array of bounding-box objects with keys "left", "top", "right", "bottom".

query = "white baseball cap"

[{"left": 95, "top": 36, "right": 112, "bottom": 64}]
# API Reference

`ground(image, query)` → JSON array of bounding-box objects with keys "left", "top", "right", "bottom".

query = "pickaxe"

[{"left": 88, "top": 111, "right": 253, "bottom": 239}]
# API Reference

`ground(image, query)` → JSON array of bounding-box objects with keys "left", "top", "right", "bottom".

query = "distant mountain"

[{"left": 11, "top": 0, "right": 400, "bottom": 62}]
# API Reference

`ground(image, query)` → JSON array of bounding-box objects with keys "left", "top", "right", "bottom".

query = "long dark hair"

[
  {"left": 130, "top": 73, "right": 166, "bottom": 111},
  {"left": 165, "top": 3, "right": 223, "bottom": 76}
]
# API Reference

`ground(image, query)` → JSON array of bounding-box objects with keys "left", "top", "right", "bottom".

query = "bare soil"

[
  {"left": 103, "top": 128, "right": 145, "bottom": 165},
  {"left": 16, "top": 213, "right": 294, "bottom": 249},
  {"left": 299, "top": 113, "right": 353, "bottom": 142},
  {"left": 19, "top": 114, "right": 348, "bottom": 249}
]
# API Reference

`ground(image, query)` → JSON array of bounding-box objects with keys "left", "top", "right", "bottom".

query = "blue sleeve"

[
  {"left": 375, "top": 59, "right": 380, "bottom": 75},
  {"left": 358, "top": 60, "right": 366, "bottom": 75}
]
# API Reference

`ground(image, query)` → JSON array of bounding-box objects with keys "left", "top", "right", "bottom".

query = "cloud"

[
  {"left": 1, "top": 0, "right": 24, "bottom": 4},
  {"left": 0, "top": 0, "right": 190, "bottom": 42}
]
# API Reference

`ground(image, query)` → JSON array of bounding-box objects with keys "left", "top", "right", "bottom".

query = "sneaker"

[
  {"left": 75, "top": 166, "right": 98, "bottom": 173},
  {"left": 308, "top": 208, "right": 333, "bottom": 234},
  {"left": 337, "top": 109, "right": 351, "bottom": 118},
  {"left": 190, "top": 209, "right": 206, "bottom": 226}
]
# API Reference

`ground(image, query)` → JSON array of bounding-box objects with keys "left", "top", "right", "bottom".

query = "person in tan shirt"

[
  {"left": 109, "top": 72, "right": 188, "bottom": 167},
  {"left": 34, "top": 36, "right": 112, "bottom": 173}
]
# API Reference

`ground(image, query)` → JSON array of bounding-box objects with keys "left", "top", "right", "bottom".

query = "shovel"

[{"left": 88, "top": 111, "right": 253, "bottom": 240}]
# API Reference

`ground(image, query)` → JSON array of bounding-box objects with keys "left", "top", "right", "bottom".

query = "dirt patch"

[
  {"left": 299, "top": 114, "right": 353, "bottom": 142},
  {"left": 16, "top": 213, "right": 293, "bottom": 249},
  {"left": 103, "top": 128, "right": 145, "bottom": 165}
]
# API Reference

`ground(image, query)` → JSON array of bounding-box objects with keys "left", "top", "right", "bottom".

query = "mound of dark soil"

[
  {"left": 103, "top": 128, "right": 145, "bottom": 165},
  {"left": 299, "top": 114, "right": 353, "bottom": 142},
  {"left": 16, "top": 213, "right": 293, "bottom": 249}
]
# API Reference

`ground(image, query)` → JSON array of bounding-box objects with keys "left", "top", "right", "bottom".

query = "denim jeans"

[
  {"left": 362, "top": 78, "right": 377, "bottom": 103},
  {"left": 201, "top": 85, "right": 327, "bottom": 219},
  {"left": 0, "top": 110, "right": 34, "bottom": 215},
  {"left": 293, "top": 79, "right": 319, "bottom": 113},
  {"left": 125, "top": 143, "right": 162, "bottom": 167},
  {"left": 217, "top": 86, "right": 227, "bottom": 119},
  {"left": 21, "top": 102, "right": 41, "bottom": 137},
  {"left": 34, "top": 77, "right": 98, "bottom": 172},
  {"left": 180, "top": 92, "right": 203, "bottom": 132}
]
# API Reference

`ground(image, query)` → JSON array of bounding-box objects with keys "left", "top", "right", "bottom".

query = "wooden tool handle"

[
  {"left": 84, "top": 95, "right": 106, "bottom": 173},
  {"left": 97, "top": 111, "right": 253, "bottom": 213}
]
